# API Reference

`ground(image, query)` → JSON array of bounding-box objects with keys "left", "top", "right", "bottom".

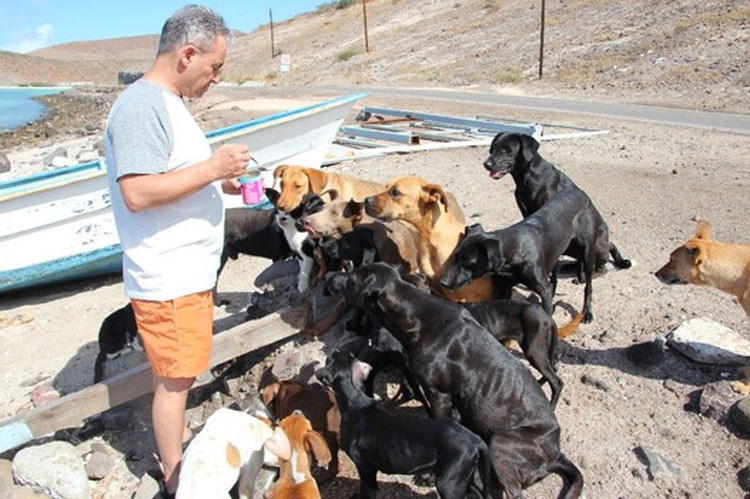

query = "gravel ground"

[{"left": 1, "top": 88, "right": 749, "bottom": 498}]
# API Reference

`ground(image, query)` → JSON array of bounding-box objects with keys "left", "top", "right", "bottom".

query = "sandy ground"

[{"left": 1, "top": 89, "right": 750, "bottom": 498}]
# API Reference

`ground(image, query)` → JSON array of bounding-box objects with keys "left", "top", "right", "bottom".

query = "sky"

[{"left": 0, "top": 1, "right": 325, "bottom": 53}]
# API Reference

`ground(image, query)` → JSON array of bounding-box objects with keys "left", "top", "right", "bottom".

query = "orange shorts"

[{"left": 131, "top": 290, "right": 214, "bottom": 379}]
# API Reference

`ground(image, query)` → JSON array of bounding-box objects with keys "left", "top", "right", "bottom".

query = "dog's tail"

[
  {"left": 610, "top": 243, "right": 632, "bottom": 269},
  {"left": 549, "top": 452, "right": 584, "bottom": 499},
  {"left": 557, "top": 313, "right": 584, "bottom": 339}
]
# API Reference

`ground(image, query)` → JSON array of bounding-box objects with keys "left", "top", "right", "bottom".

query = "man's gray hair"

[{"left": 157, "top": 4, "right": 230, "bottom": 55}]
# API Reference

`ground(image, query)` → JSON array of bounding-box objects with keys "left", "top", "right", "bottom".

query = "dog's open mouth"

[
  {"left": 303, "top": 222, "right": 320, "bottom": 238},
  {"left": 489, "top": 169, "right": 507, "bottom": 180}
]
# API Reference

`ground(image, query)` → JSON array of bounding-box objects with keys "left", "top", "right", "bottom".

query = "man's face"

[{"left": 181, "top": 35, "right": 227, "bottom": 99}]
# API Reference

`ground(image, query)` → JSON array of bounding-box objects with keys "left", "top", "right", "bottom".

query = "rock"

[
  {"left": 84, "top": 450, "right": 114, "bottom": 480},
  {"left": 132, "top": 473, "right": 160, "bottom": 499},
  {"left": 0, "top": 152, "right": 10, "bottom": 173},
  {"left": 95, "top": 139, "right": 105, "bottom": 156},
  {"left": 667, "top": 318, "right": 750, "bottom": 365},
  {"left": 44, "top": 124, "right": 57, "bottom": 138},
  {"left": 51, "top": 156, "right": 76, "bottom": 168},
  {"left": 76, "top": 150, "right": 99, "bottom": 163},
  {"left": 12, "top": 441, "right": 91, "bottom": 499},
  {"left": 626, "top": 337, "right": 666, "bottom": 367},
  {"left": 730, "top": 397, "right": 750, "bottom": 433},
  {"left": 31, "top": 383, "right": 60, "bottom": 408},
  {"left": 43, "top": 146, "right": 68, "bottom": 166},
  {"left": 634, "top": 444, "right": 683, "bottom": 481},
  {"left": 699, "top": 381, "right": 740, "bottom": 421}
]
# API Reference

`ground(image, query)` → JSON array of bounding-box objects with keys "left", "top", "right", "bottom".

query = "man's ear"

[
  {"left": 519, "top": 134, "right": 540, "bottom": 162},
  {"left": 422, "top": 183, "right": 449, "bottom": 210},
  {"left": 695, "top": 220, "right": 712, "bottom": 240},
  {"left": 264, "top": 427, "right": 292, "bottom": 461},
  {"left": 179, "top": 44, "right": 199, "bottom": 66},
  {"left": 305, "top": 430, "right": 332, "bottom": 466},
  {"left": 304, "top": 168, "right": 327, "bottom": 193}
]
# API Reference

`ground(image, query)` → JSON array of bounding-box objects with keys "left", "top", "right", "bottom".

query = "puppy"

[
  {"left": 260, "top": 379, "right": 340, "bottom": 483},
  {"left": 264, "top": 411, "right": 331, "bottom": 499},
  {"left": 441, "top": 214, "right": 594, "bottom": 322},
  {"left": 273, "top": 164, "right": 385, "bottom": 213},
  {"left": 316, "top": 350, "right": 490, "bottom": 498},
  {"left": 656, "top": 220, "right": 750, "bottom": 317},
  {"left": 94, "top": 303, "right": 141, "bottom": 383},
  {"left": 364, "top": 175, "right": 504, "bottom": 303},
  {"left": 265, "top": 188, "right": 326, "bottom": 293},
  {"left": 326, "top": 264, "right": 583, "bottom": 499},
  {"left": 177, "top": 407, "right": 290, "bottom": 499},
  {"left": 484, "top": 132, "right": 631, "bottom": 278},
  {"left": 302, "top": 196, "right": 419, "bottom": 271}
]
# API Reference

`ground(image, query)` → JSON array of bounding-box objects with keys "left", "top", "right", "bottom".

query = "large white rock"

[
  {"left": 12, "top": 441, "right": 91, "bottom": 499},
  {"left": 667, "top": 318, "right": 750, "bottom": 365}
]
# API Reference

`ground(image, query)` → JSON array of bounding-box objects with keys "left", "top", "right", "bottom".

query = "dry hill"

[{"left": 1, "top": 0, "right": 748, "bottom": 112}]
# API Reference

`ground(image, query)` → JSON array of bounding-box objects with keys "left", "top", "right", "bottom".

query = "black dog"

[
  {"left": 326, "top": 264, "right": 583, "bottom": 499},
  {"left": 484, "top": 132, "right": 631, "bottom": 279},
  {"left": 461, "top": 300, "right": 565, "bottom": 408},
  {"left": 440, "top": 205, "right": 594, "bottom": 322},
  {"left": 326, "top": 263, "right": 583, "bottom": 499},
  {"left": 94, "top": 303, "right": 140, "bottom": 383},
  {"left": 319, "top": 226, "right": 378, "bottom": 268},
  {"left": 315, "top": 349, "right": 490, "bottom": 499}
]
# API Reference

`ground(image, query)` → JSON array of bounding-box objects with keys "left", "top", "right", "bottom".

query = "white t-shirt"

[{"left": 105, "top": 79, "right": 224, "bottom": 300}]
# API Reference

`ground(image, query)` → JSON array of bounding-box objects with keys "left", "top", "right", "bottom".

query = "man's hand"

[{"left": 210, "top": 144, "right": 250, "bottom": 180}]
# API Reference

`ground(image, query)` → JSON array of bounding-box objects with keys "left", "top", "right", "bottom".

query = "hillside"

[{"left": 1, "top": 0, "right": 748, "bottom": 111}]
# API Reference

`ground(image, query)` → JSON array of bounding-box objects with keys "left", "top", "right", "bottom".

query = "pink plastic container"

[{"left": 239, "top": 175, "right": 265, "bottom": 206}]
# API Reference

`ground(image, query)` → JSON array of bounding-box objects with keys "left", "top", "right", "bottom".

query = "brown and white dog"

[
  {"left": 364, "top": 175, "right": 499, "bottom": 302},
  {"left": 177, "top": 408, "right": 290, "bottom": 499},
  {"left": 656, "top": 220, "right": 750, "bottom": 317},
  {"left": 264, "top": 411, "right": 332, "bottom": 499},
  {"left": 273, "top": 165, "right": 385, "bottom": 213}
]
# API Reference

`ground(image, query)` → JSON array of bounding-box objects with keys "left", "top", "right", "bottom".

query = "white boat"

[{"left": 0, "top": 93, "right": 365, "bottom": 294}]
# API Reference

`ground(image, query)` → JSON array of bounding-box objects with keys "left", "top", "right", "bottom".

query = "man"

[{"left": 104, "top": 5, "right": 248, "bottom": 495}]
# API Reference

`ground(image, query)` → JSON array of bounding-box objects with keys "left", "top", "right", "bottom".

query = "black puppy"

[
  {"left": 484, "top": 132, "right": 631, "bottom": 278},
  {"left": 326, "top": 264, "right": 583, "bottom": 499},
  {"left": 315, "top": 349, "right": 490, "bottom": 499},
  {"left": 440, "top": 206, "right": 594, "bottom": 322},
  {"left": 94, "top": 303, "right": 140, "bottom": 383},
  {"left": 319, "top": 226, "right": 378, "bottom": 268}
]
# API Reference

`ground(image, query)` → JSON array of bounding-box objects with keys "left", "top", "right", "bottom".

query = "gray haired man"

[{"left": 104, "top": 5, "right": 249, "bottom": 495}]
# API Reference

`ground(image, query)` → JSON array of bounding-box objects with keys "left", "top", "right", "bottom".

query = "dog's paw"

[{"left": 583, "top": 311, "right": 594, "bottom": 324}]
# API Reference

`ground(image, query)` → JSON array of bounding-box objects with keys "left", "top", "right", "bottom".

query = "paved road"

[{"left": 310, "top": 85, "right": 750, "bottom": 135}]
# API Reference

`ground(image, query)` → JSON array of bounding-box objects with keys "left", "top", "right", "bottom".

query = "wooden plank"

[{"left": 0, "top": 305, "right": 308, "bottom": 453}]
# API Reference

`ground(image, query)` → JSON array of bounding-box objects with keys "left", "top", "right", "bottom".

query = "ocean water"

[{"left": 0, "top": 87, "right": 68, "bottom": 132}]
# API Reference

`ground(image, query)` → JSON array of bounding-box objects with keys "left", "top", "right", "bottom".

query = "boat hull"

[{"left": 0, "top": 93, "right": 364, "bottom": 294}]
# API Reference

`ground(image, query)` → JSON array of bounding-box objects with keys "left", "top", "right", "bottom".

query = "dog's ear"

[
  {"left": 343, "top": 200, "right": 365, "bottom": 221},
  {"left": 694, "top": 220, "right": 712, "bottom": 240},
  {"left": 320, "top": 188, "right": 339, "bottom": 202},
  {"left": 264, "top": 427, "right": 292, "bottom": 462},
  {"left": 518, "top": 134, "right": 540, "bottom": 162},
  {"left": 273, "top": 165, "right": 289, "bottom": 181},
  {"left": 466, "top": 223, "right": 484, "bottom": 235},
  {"left": 483, "top": 238, "right": 504, "bottom": 268},
  {"left": 304, "top": 430, "right": 332, "bottom": 466},
  {"left": 304, "top": 168, "right": 327, "bottom": 194},
  {"left": 350, "top": 272, "right": 379, "bottom": 308},
  {"left": 421, "top": 183, "right": 449, "bottom": 210},
  {"left": 351, "top": 359, "right": 373, "bottom": 388},
  {"left": 261, "top": 382, "right": 280, "bottom": 407},
  {"left": 264, "top": 187, "right": 280, "bottom": 206}
]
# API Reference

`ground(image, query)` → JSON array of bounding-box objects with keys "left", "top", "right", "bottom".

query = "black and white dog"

[{"left": 94, "top": 303, "right": 141, "bottom": 383}]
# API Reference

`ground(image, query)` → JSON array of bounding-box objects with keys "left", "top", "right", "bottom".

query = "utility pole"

[
  {"left": 269, "top": 8, "right": 276, "bottom": 58},
  {"left": 362, "top": 0, "right": 370, "bottom": 53},
  {"left": 538, "top": 0, "right": 545, "bottom": 79}
]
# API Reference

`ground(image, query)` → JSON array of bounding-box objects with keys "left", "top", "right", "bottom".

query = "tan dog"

[
  {"left": 264, "top": 411, "right": 332, "bottom": 499},
  {"left": 301, "top": 194, "right": 420, "bottom": 272},
  {"left": 656, "top": 220, "right": 750, "bottom": 317},
  {"left": 364, "top": 175, "right": 496, "bottom": 302},
  {"left": 273, "top": 165, "right": 385, "bottom": 212}
]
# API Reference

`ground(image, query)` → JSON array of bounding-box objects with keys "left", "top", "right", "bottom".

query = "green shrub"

[
  {"left": 336, "top": 48, "right": 358, "bottom": 62},
  {"left": 317, "top": 0, "right": 356, "bottom": 12}
]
